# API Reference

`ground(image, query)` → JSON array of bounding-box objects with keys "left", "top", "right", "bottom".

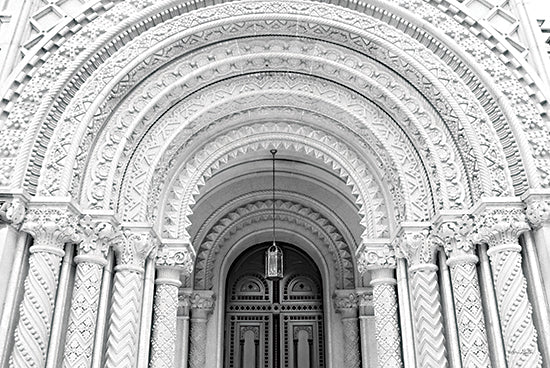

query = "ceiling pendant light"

[{"left": 265, "top": 149, "right": 283, "bottom": 280}]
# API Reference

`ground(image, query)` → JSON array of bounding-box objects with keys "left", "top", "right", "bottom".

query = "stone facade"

[{"left": 0, "top": 0, "right": 550, "bottom": 367}]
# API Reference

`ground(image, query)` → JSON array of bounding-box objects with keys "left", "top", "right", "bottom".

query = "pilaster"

[
  {"left": 475, "top": 204, "right": 542, "bottom": 367},
  {"left": 104, "top": 226, "right": 158, "bottom": 368},
  {"left": 9, "top": 205, "right": 79, "bottom": 368}
]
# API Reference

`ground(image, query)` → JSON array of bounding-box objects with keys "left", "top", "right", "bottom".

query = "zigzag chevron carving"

[
  {"left": 409, "top": 270, "right": 448, "bottom": 367},
  {"left": 104, "top": 271, "right": 144, "bottom": 368}
]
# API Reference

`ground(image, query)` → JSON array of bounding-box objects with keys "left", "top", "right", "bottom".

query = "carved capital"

[
  {"left": 74, "top": 215, "right": 117, "bottom": 261},
  {"left": 357, "top": 245, "right": 396, "bottom": 274},
  {"left": 190, "top": 291, "right": 215, "bottom": 311},
  {"left": 21, "top": 206, "right": 79, "bottom": 251},
  {"left": 475, "top": 208, "right": 529, "bottom": 248},
  {"left": 334, "top": 291, "right": 358, "bottom": 311},
  {"left": 436, "top": 214, "right": 476, "bottom": 257},
  {"left": 356, "top": 289, "right": 373, "bottom": 308},
  {"left": 0, "top": 198, "right": 26, "bottom": 229},
  {"left": 397, "top": 226, "right": 440, "bottom": 267},
  {"left": 112, "top": 227, "right": 159, "bottom": 270},
  {"left": 525, "top": 198, "right": 550, "bottom": 230},
  {"left": 156, "top": 245, "right": 194, "bottom": 275}
]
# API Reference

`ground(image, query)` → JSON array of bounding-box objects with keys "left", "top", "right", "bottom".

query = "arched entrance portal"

[{"left": 225, "top": 243, "right": 325, "bottom": 368}]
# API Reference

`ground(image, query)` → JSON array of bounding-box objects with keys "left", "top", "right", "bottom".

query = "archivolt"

[
  {"left": 22, "top": 1, "right": 512, "bottom": 202},
  {"left": 193, "top": 198, "right": 357, "bottom": 290},
  {"left": 1, "top": 0, "right": 546, "bottom": 214}
]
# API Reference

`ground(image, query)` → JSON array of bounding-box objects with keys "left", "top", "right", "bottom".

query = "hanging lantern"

[
  {"left": 265, "top": 241, "right": 283, "bottom": 280},
  {"left": 265, "top": 149, "right": 283, "bottom": 280}
]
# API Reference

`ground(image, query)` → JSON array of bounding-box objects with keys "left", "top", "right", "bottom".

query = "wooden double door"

[{"left": 224, "top": 243, "right": 325, "bottom": 368}]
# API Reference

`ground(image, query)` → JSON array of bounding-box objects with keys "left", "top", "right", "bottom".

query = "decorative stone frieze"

[
  {"left": 9, "top": 206, "right": 79, "bottom": 368},
  {"left": 436, "top": 215, "right": 491, "bottom": 368},
  {"left": 105, "top": 227, "right": 159, "bottom": 368},
  {"left": 397, "top": 226, "right": 448, "bottom": 368},
  {"left": 475, "top": 207, "right": 542, "bottom": 367},
  {"left": 334, "top": 291, "right": 360, "bottom": 368},
  {"left": 63, "top": 216, "right": 118, "bottom": 368},
  {"left": 189, "top": 291, "right": 215, "bottom": 368}
]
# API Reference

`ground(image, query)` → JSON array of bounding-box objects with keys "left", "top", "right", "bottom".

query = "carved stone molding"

[{"left": 193, "top": 198, "right": 355, "bottom": 290}]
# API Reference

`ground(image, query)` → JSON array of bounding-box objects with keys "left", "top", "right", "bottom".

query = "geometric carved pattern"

[
  {"left": 448, "top": 261, "right": 491, "bottom": 367},
  {"left": 488, "top": 248, "right": 542, "bottom": 367},
  {"left": 409, "top": 269, "right": 448, "bottom": 367},
  {"left": 341, "top": 316, "right": 361, "bottom": 368},
  {"left": 104, "top": 270, "right": 144, "bottom": 368},
  {"left": 149, "top": 283, "right": 179, "bottom": 368},
  {"left": 372, "top": 283, "right": 403, "bottom": 368},
  {"left": 194, "top": 199, "right": 355, "bottom": 290},
  {"left": 9, "top": 250, "right": 65, "bottom": 368},
  {"left": 62, "top": 262, "right": 105, "bottom": 368}
]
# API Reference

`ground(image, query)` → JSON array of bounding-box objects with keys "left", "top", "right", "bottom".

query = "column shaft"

[
  {"left": 447, "top": 254, "right": 491, "bottom": 367},
  {"left": 9, "top": 243, "right": 66, "bottom": 368},
  {"left": 396, "top": 259, "right": 416, "bottom": 368},
  {"left": 487, "top": 244, "right": 542, "bottom": 367},
  {"left": 104, "top": 268, "right": 144, "bottom": 368},
  {"left": 189, "top": 310, "right": 209, "bottom": 368},
  {"left": 63, "top": 257, "right": 107, "bottom": 368},
  {"left": 371, "top": 274, "right": 403, "bottom": 368},
  {"left": 150, "top": 268, "right": 181, "bottom": 368},
  {"left": 341, "top": 314, "right": 361, "bottom": 368},
  {"left": 409, "top": 265, "right": 448, "bottom": 367},
  {"left": 438, "top": 252, "right": 462, "bottom": 368}
]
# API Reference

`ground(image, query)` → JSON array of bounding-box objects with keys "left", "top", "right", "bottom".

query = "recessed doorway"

[{"left": 224, "top": 242, "right": 325, "bottom": 368}]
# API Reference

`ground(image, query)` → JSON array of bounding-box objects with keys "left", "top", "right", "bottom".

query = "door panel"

[{"left": 224, "top": 244, "right": 324, "bottom": 368}]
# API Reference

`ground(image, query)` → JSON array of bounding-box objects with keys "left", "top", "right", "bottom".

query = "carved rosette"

[
  {"left": 63, "top": 217, "right": 118, "bottom": 368},
  {"left": 9, "top": 207, "right": 79, "bottom": 368},
  {"left": 105, "top": 228, "right": 158, "bottom": 368},
  {"left": 398, "top": 229, "right": 448, "bottom": 367},
  {"left": 476, "top": 208, "right": 542, "bottom": 367},
  {"left": 149, "top": 247, "right": 190, "bottom": 368},
  {"left": 370, "top": 268, "right": 403, "bottom": 368},
  {"left": 437, "top": 216, "right": 491, "bottom": 368},
  {"left": 189, "top": 291, "right": 215, "bottom": 368},
  {"left": 334, "top": 291, "right": 360, "bottom": 368}
]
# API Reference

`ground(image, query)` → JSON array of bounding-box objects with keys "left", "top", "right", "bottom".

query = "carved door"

[{"left": 225, "top": 243, "right": 325, "bottom": 368}]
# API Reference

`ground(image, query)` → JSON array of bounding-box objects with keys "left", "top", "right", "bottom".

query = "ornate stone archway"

[{"left": 0, "top": 1, "right": 549, "bottom": 368}]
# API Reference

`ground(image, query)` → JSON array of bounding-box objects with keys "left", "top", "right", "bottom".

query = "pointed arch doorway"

[{"left": 224, "top": 242, "right": 325, "bottom": 368}]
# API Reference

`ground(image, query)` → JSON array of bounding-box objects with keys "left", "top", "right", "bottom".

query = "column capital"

[
  {"left": 524, "top": 195, "right": 550, "bottom": 230},
  {"left": 21, "top": 206, "right": 80, "bottom": 252},
  {"left": 357, "top": 244, "right": 396, "bottom": 274},
  {"left": 334, "top": 290, "right": 358, "bottom": 315},
  {"left": 112, "top": 225, "right": 159, "bottom": 271},
  {"left": 156, "top": 244, "right": 194, "bottom": 275},
  {"left": 474, "top": 206, "right": 529, "bottom": 249},
  {"left": 190, "top": 290, "right": 215, "bottom": 311},
  {"left": 74, "top": 214, "right": 118, "bottom": 265},
  {"left": 0, "top": 197, "right": 26, "bottom": 230},
  {"left": 435, "top": 214, "right": 479, "bottom": 265},
  {"left": 395, "top": 224, "right": 440, "bottom": 269},
  {"left": 370, "top": 268, "right": 397, "bottom": 286}
]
